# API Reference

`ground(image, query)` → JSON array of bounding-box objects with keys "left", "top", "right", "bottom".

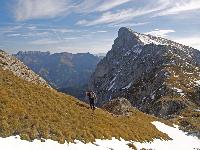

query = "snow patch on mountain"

[
  {"left": 138, "top": 34, "right": 164, "bottom": 45},
  {"left": 195, "top": 80, "right": 200, "bottom": 85},
  {"left": 134, "top": 121, "right": 200, "bottom": 150},
  {"left": 0, "top": 136, "right": 132, "bottom": 150},
  {"left": 122, "top": 82, "right": 132, "bottom": 90},
  {"left": 172, "top": 87, "right": 185, "bottom": 96},
  {"left": 132, "top": 30, "right": 170, "bottom": 46},
  {"left": 108, "top": 82, "right": 115, "bottom": 91},
  {"left": 1, "top": 121, "right": 200, "bottom": 150}
]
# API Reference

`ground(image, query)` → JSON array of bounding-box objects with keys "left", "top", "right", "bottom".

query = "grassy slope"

[{"left": 0, "top": 68, "right": 168, "bottom": 144}]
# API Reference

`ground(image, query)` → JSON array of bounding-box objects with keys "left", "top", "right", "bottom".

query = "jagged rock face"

[
  {"left": 15, "top": 51, "right": 101, "bottom": 99},
  {"left": 0, "top": 50, "right": 50, "bottom": 87},
  {"left": 102, "top": 97, "right": 133, "bottom": 116},
  {"left": 89, "top": 27, "right": 200, "bottom": 117}
]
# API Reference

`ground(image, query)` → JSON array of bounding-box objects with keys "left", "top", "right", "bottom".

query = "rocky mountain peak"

[
  {"left": 117, "top": 27, "right": 193, "bottom": 49},
  {"left": 89, "top": 27, "right": 200, "bottom": 118},
  {"left": 113, "top": 27, "right": 142, "bottom": 51},
  {"left": 112, "top": 27, "right": 175, "bottom": 57},
  {"left": 118, "top": 27, "right": 135, "bottom": 37}
]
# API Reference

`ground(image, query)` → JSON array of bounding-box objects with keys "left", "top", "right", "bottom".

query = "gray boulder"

[{"left": 102, "top": 97, "right": 133, "bottom": 116}]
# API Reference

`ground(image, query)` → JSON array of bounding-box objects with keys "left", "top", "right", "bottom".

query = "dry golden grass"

[
  {"left": 165, "top": 64, "right": 200, "bottom": 93},
  {"left": 0, "top": 68, "right": 168, "bottom": 144},
  {"left": 170, "top": 108, "right": 200, "bottom": 134}
]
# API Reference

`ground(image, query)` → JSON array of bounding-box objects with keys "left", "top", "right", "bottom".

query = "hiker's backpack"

[
  {"left": 87, "top": 92, "right": 91, "bottom": 97},
  {"left": 90, "top": 92, "right": 96, "bottom": 99}
]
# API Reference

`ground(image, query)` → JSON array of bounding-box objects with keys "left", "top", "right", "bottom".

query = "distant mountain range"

[{"left": 15, "top": 51, "right": 101, "bottom": 99}]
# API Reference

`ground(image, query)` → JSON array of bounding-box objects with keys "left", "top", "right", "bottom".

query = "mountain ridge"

[{"left": 90, "top": 27, "right": 200, "bottom": 111}]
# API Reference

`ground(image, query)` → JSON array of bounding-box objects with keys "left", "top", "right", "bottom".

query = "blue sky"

[{"left": 0, "top": 0, "right": 200, "bottom": 54}]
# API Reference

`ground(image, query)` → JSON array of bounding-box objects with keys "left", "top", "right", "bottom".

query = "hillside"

[
  {"left": 0, "top": 51, "right": 170, "bottom": 145},
  {"left": 89, "top": 27, "right": 200, "bottom": 137},
  {"left": 15, "top": 51, "right": 101, "bottom": 99},
  {"left": 0, "top": 50, "right": 49, "bottom": 87}
]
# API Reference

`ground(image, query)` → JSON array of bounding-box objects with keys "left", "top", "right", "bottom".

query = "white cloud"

[
  {"left": 96, "top": 30, "right": 107, "bottom": 33},
  {"left": 76, "top": 0, "right": 200, "bottom": 26},
  {"left": 25, "top": 25, "right": 74, "bottom": 33},
  {"left": 173, "top": 36, "right": 200, "bottom": 50},
  {"left": 76, "top": 8, "right": 146, "bottom": 26},
  {"left": 6, "top": 33, "right": 22, "bottom": 37},
  {"left": 74, "top": 0, "right": 101, "bottom": 13},
  {"left": 14, "top": 0, "right": 70, "bottom": 21},
  {"left": 145, "top": 29, "right": 175, "bottom": 37},
  {"left": 26, "top": 26, "right": 37, "bottom": 30},
  {"left": 156, "top": 0, "right": 200, "bottom": 16},
  {"left": 12, "top": 0, "right": 132, "bottom": 21},
  {"left": 50, "top": 28, "right": 73, "bottom": 33},
  {"left": 30, "top": 39, "right": 62, "bottom": 45},
  {"left": 6, "top": 32, "right": 49, "bottom": 38},
  {"left": 145, "top": 28, "right": 200, "bottom": 50},
  {"left": 0, "top": 25, "right": 24, "bottom": 33},
  {"left": 64, "top": 37, "right": 80, "bottom": 40},
  {"left": 75, "top": 0, "right": 131, "bottom": 13},
  {"left": 12, "top": 0, "right": 200, "bottom": 23},
  {"left": 95, "top": 0, "right": 131, "bottom": 11},
  {"left": 111, "top": 22, "right": 149, "bottom": 27},
  {"left": 24, "top": 32, "right": 50, "bottom": 37},
  {"left": 91, "top": 30, "right": 108, "bottom": 34},
  {"left": 76, "top": 1, "right": 169, "bottom": 26}
]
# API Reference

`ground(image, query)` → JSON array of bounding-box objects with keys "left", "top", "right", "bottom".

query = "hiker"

[{"left": 86, "top": 90, "right": 97, "bottom": 110}]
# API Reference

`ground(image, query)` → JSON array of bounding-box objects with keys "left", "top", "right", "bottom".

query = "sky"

[{"left": 0, "top": 0, "right": 200, "bottom": 54}]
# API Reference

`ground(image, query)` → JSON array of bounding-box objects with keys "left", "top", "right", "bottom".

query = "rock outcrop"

[
  {"left": 89, "top": 27, "right": 200, "bottom": 118},
  {"left": 0, "top": 50, "right": 50, "bottom": 87},
  {"left": 102, "top": 97, "right": 133, "bottom": 116}
]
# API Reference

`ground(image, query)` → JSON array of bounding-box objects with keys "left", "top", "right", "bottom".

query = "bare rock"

[
  {"left": 0, "top": 50, "right": 50, "bottom": 88},
  {"left": 102, "top": 97, "right": 133, "bottom": 116}
]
